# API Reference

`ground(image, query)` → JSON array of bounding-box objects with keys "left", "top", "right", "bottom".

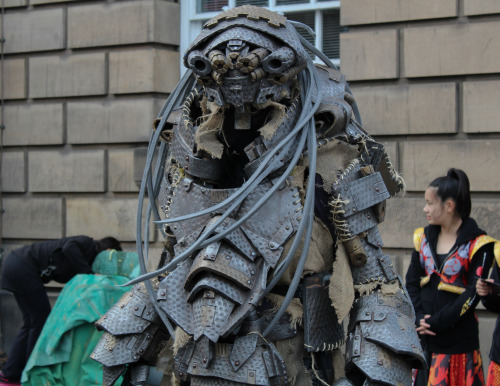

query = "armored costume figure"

[{"left": 92, "top": 6, "right": 425, "bottom": 386}]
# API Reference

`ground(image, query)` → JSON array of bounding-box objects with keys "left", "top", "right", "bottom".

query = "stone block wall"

[
  {"left": 340, "top": 0, "right": 500, "bottom": 366},
  {"left": 0, "top": 0, "right": 179, "bottom": 255}
]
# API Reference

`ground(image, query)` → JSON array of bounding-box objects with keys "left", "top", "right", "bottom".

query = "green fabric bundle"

[{"left": 21, "top": 250, "right": 140, "bottom": 385}]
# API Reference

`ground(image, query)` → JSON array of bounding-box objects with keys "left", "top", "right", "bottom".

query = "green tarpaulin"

[{"left": 21, "top": 250, "right": 141, "bottom": 385}]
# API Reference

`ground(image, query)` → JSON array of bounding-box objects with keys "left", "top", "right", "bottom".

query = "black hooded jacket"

[
  {"left": 405, "top": 218, "right": 494, "bottom": 354},
  {"left": 1, "top": 236, "right": 99, "bottom": 293}
]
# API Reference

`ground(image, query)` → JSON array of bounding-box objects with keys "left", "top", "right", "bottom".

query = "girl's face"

[{"left": 423, "top": 187, "right": 448, "bottom": 225}]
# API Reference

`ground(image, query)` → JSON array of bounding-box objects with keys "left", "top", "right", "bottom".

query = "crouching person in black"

[{"left": 0, "top": 235, "right": 121, "bottom": 386}]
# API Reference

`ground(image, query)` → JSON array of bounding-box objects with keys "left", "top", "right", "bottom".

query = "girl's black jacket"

[
  {"left": 405, "top": 218, "right": 494, "bottom": 354},
  {"left": 480, "top": 258, "right": 500, "bottom": 365}
]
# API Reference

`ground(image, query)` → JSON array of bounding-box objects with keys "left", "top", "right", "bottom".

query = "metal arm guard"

[
  {"left": 346, "top": 292, "right": 425, "bottom": 385},
  {"left": 330, "top": 146, "right": 426, "bottom": 385},
  {"left": 91, "top": 282, "right": 169, "bottom": 385}
]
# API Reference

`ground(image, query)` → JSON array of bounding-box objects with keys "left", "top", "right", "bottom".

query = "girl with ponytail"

[{"left": 406, "top": 168, "right": 498, "bottom": 385}]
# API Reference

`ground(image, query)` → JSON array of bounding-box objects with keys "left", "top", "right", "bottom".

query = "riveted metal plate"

[
  {"left": 102, "top": 364, "right": 126, "bottom": 386},
  {"left": 337, "top": 172, "right": 389, "bottom": 217},
  {"left": 215, "top": 218, "right": 258, "bottom": 261},
  {"left": 173, "top": 339, "right": 195, "bottom": 379},
  {"left": 314, "top": 65, "right": 345, "bottom": 101},
  {"left": 351, "top": 237, "right": 396, "bottom": 285},
  {"left": 157, "top": 260, "right": 193, "bottom": 335},
  {"left": 92, "top": 323, "right": 160, "bottom": 367},
  {"left": 241, "top": 227, "right": 282, "bottom": 268},
  {"left": 344, "top": 210, "right": 379, "bottom": 236},
  {"left": 348, "top": 293, "right": 425, "bottom": 370},
  {"left": 192, "top": 291, "right": 236, "bottom": 342},
  {"left": 166, "top": 178, "right": 238, "bottom": 242},
  {"left": 220, "top": 260, "right": 270, "bottom": 337},
  {"left": 196, "top": 336, "right": 215, "bottom": 368},
  {"left": 188, "top": 274, "right": 246, "bottom": 305},
  {"left": 187, "top": 244, "right": 255, "bottom": 290},
  {"left": 185, "top": 341, "right": 284, "bottom": 385},
  {"left": 303, "top": 272, "right": 345, "bottom": 352},
  {"left": 96, "top": 284, "right": 158, "bottom": 336},
  {"left": 346, "top": 333, "right": 412, "bottom": 386},
  {"left": 170, "top": 119, "right": 224, "bottom": 181},
  {"left": 240, "top": 182, "right": 301, "bottom": 240},
  {"left": 262, "top": 346, "right": 287, "bottom": 382},
  {"left": 191, "top": 378, "right": 245, "bottom": 386},
  {"left": 365, "top": 226, "right": 383, "bottom": 249},
  {"left": 229, "top": 334, "right": 258, "bottom": 371}
]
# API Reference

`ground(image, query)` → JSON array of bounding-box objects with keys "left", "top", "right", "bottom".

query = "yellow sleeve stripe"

[
  {"left": 438, "top": 281, "right": 466, "bottom": 295},
  {"left": 420, "top": 275, "right": 430, "bottom": 287},
  {"left": 470, "top": 235, "right": 500, "bottom": 262},
  {"left": 413, "top": 227, "right": 424, "bottom": 252},
  {"left": 495, "top": 242, "right": 500, "bottom": 268}
]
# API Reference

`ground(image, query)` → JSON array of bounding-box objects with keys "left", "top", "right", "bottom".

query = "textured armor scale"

[{"left": 92, "top": 5, "right": 426, "bottom": 385}]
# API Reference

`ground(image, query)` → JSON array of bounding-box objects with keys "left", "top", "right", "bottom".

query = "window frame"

[{"left": 180, "top": 1, "right": 341, "bottom": 74}]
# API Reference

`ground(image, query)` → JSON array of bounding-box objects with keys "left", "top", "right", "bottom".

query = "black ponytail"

[{"left": 429, "top": 168, "right": 471, "bottom": 221}]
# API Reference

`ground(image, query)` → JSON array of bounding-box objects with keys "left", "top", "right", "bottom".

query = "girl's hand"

[
  {"left": 416, "top": 314, "right": 436, "bottom": 336},
  {"left": 476, "top": 278, "right": 494, "bottom": 297}
]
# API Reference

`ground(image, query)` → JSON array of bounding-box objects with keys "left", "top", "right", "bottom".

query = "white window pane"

[
  {"left": 235, "top": 0, "right": 269, "bottom": 7},
  {"left": 285, "top": 11, "right": 316, "bottom": 59},
  {"left": 322, "top": 8, "right": 340, "bottom": 59},
  {"left": 197, "top": 0, "right": 228, "bottom": 12},
  {"left": 277, "top": 0, "right": 309, "bottom": 5}
]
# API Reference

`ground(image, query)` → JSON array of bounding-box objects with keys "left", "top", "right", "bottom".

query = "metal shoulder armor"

[{"left": 91, "top": 281, "right": 169, "bottom": 385}]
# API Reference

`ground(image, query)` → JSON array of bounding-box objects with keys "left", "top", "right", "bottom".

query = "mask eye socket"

[
  {"left": 187, "top": 50, "right": 212, "bottom": 76},
  {"left": 261, "top": 46, "right": 296, "bottom": 74}
]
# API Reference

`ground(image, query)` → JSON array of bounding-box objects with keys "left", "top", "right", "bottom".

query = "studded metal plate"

[
  {"left": 344, "top": 209, "right": 380, "bottom": 236},
  {"left": 351, "top": 238, "right": 397, "bottom": 285},
  {"left": 203, "top": 26, "right": 280, "bottom": 57},
  {"left": 346, "top": 325, "right": 412, "bottom": 386},
  {"left": 240, "top": 227, "right": 282, "bottom": 268},
  {"left": 188, "top": 274, "right": 246, "bottom": 305},
  {"left": 220, "top": 259, "right": 270, "bottom": 338},
  {"left": 102, "top": 364, "right": 126, "bottom": 386},
  {"left": 191, "top": 378, "right": 248, "bottom": 386},
  {"left": 303, "top": 272, "right": 345, "bottom": 352},
  {"left": 348, "top": 293, "right": 425, "bottom": 370},
  {"left": 314, "top": 65, "right": 345, "bottom": 102},
  {"left": 157, "top": 260, "right": 194, "bottom": 335},
  {"left": 166, "top": 177, "right": 236, "bottom": 241},
  {"left": 96, "top": 284, "right": 158, "bottom": 336},
  {"left": 192, "top": 291, "right": 236, "bottom": 342},
  {"left": 186, "top": 244, "right": 256, "bottom": 290},
  {"left": 214, "top": 218, "right": 258, "bottom": 261},
  {"left": 229, "top": 334, "right": 258, "bottom": 371},
  {"left": 337, "top": 172, "right": 389, "bottom": 217},
  {"left": 91, "top": 323, "right": 159, "bottom": 367},
  {"left": 238, "top": 182, "right": 301, "bottom": 249},
  {"left": 184, "top": 342, "right": 284, "bottom": 385}
]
